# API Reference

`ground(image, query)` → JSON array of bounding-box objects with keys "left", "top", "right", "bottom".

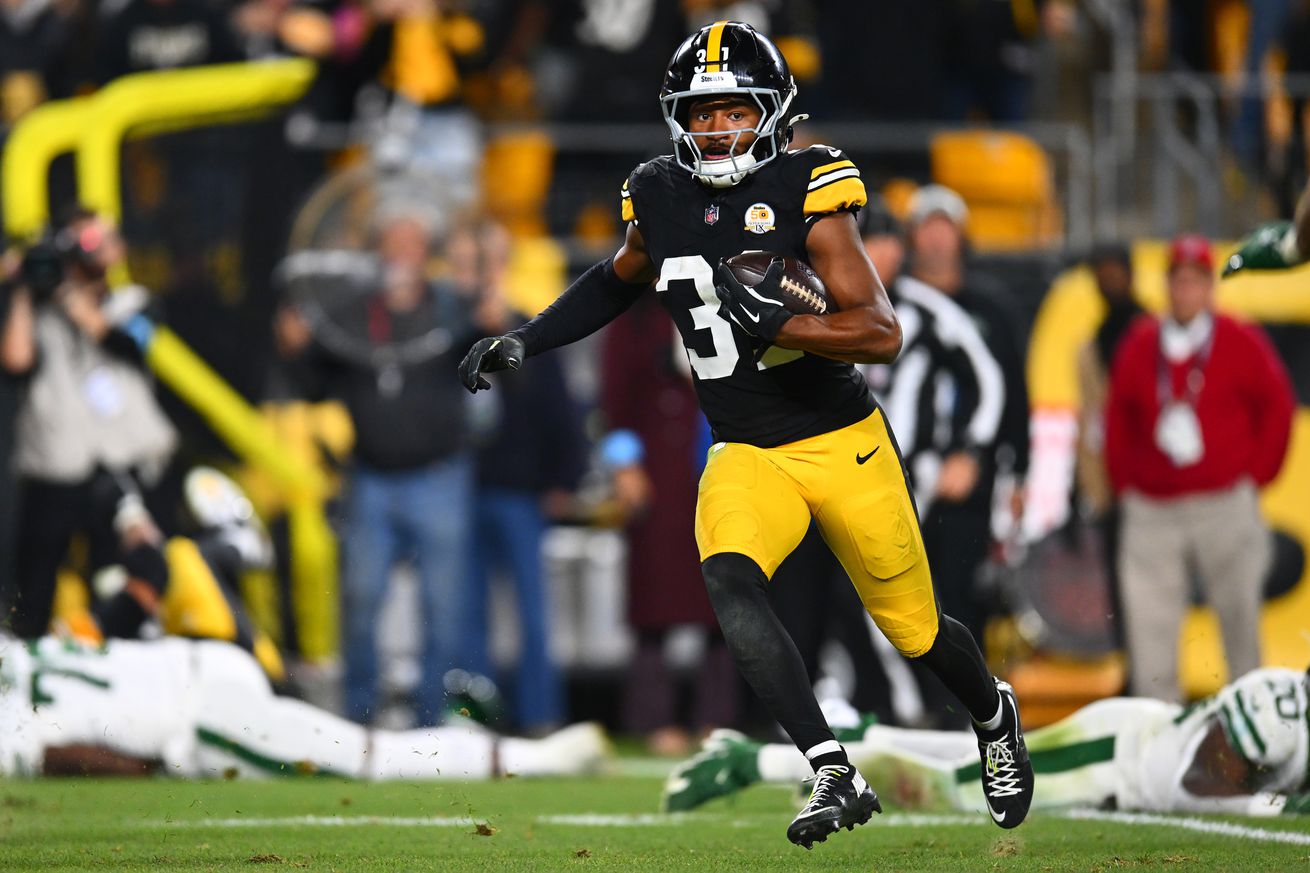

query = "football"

[{"left": 722, "top": 251, "right": 836, "bottom": 316}]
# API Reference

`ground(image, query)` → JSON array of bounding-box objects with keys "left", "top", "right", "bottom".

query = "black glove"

[
  {"left": 458, "top": 334, "right": 525, "bottom": 393},
  {"left": 714, "top": 258, "right": 792, "bottom": 344}
]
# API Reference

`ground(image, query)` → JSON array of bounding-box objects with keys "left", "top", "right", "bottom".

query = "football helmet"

[
  {"left": 660, "top": 21, "right": 799, "bottom": 188},
  {"left": 183, "top": 466, "right": 272, "bottom": 570}
]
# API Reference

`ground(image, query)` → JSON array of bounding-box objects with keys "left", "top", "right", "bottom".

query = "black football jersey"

[{"left": 622, "top": 146, "right": 875, "bottom": 448}]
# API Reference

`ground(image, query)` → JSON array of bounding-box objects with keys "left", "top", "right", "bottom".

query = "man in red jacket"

[{"left": 1105, "top": 235, "right": 1295, "bottom": 702}]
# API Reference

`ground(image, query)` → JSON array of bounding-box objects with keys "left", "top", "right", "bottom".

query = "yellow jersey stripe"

[
  {"left": 810, "top": 159, "right": 855, "bottom": 179},
  {"left": 803, "top": 177, "right": 867, "bottom": 216},
  {"left": 705, "top": 20, "right": 729, "bottom": 73}
]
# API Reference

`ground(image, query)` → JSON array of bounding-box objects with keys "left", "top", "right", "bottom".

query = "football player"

[
  {"left": 58, "top": 467, "right": 285, "bottom": 680},
  {"left": 664, "top": 666, "right": 1310, "bottom": 818},
  {"left": 1223, "top": 181, "right": 1310, "bottom": 275},
  {"left": 460, "top": 21, "right": 1034, "bottom": 846},
  {"left": 0, "top": 631, "right": 610, "bottom": 781}
]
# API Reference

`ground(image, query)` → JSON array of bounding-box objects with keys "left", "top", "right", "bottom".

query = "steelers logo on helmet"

[{"left": 659, "top": 21, "right": 801, "bottom": 188}]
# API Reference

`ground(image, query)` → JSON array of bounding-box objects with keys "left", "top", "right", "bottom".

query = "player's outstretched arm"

[
  {"left": 1222, "top": 181, "right": 1310, "bottom": 277},
  {"left": 774, "top": 212, "right": 902, "bottom": 364},
  {"left": 458, "top": 224, "right": 656, "bottom": 393}
]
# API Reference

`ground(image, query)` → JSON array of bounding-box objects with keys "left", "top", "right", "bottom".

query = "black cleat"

[
  {"left": 974, "top": 680, "right": 1035, "bottom": 829},
  {"left": 786, "top": 764, "right": 882, "bottom": 849}
]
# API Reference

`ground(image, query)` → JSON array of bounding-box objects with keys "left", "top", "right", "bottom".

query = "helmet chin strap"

[{"left": 693, "top": 151, "right": 758, "bottom": 188}]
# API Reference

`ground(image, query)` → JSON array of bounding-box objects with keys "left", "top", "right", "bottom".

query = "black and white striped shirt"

[{"left": 860, "top": 276, "right": 1005, "bottom": 513}]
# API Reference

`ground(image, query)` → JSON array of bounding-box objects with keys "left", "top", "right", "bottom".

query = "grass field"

[{"left": 2, "top": 771, "right": 1308, "bottom": 872}]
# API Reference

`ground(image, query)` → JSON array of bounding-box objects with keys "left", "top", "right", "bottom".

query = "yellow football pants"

[{"left": 695, "top": 409, "right": 940, "bottom": 657}]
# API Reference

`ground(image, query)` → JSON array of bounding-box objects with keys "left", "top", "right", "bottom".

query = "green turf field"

[{"left": 2, "top": 773, "right": 1308, "bottom": 872}]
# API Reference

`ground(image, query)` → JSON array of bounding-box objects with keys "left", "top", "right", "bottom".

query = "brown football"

[{"left": 723, "top": 251, "right": 836, "bottom": 316}]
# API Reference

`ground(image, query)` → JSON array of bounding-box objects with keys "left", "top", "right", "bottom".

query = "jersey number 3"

[
  {"left": 657, "top": 255, "right": 739, "bottom": 380},
  {"left": 656, "top": 255, "right": 801, "bottom": 380}
]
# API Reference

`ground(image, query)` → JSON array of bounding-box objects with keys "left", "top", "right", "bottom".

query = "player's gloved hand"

[
  {"left": 1222, "top": 221, "right": 1303, "bottom": 277},
  {"left": 458, "top": 334, "right": 525, "bottom": 393},
  {"left": 714, "top": 257, "right": 792, "bottom": 344}
]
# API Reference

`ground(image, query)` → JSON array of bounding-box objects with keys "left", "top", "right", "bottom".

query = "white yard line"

[
  {"left": 145, "top": 808, "right": 1310, "bottom": 845},
  {"left": 160, "top": 815, "right": 481, "bottom": 829},
  {"left": 1061, "top": 809, "right": 1310, "bottom": 846},
  {"left": 536, "top": 814, "right": 687, "bottom": 827}
]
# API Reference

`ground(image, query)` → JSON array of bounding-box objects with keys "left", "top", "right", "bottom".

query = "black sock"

[
  {"left": 911, "top": 614, "right": 1001, "bottom": 724},
  {"left": 702, "top": 553, "right": 837, "bottom": 755}
]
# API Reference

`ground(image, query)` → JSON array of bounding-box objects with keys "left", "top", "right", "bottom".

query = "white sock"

[
  {"left": 974, "top": 693, "right": 1004, "bottom": 732},
  {"left": 758, "top": 743, "right": 814, "bottom": 782}
]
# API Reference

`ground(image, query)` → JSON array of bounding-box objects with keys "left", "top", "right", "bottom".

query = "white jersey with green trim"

[
  {"left": 0, "top": 634, "right": 568, "bottom": 783},
  {"left": 0, "top": 634, "right": 207, "bottom": 776},
  {"left": 1124, "top": 667, "right": 1308, "bottom": 815},
  {"left": 837, "top": 669, "right": 1308, "bottom": 817}
]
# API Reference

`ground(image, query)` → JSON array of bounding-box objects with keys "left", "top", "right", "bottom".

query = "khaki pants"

[{"left": 1118, "top": 481, "right": 1269, "bottom": 702}]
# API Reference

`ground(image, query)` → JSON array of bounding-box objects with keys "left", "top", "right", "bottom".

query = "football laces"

[{"left": 778, "top": 276, "right": 827, "bottom": 314}]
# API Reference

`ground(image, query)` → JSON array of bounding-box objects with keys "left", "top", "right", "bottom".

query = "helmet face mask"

[
  {"left": 661, "top": 86, "right": 791, "bottom": 188},
  {"left": 659, "top": 22, "right": 798, "bottom": 188}
]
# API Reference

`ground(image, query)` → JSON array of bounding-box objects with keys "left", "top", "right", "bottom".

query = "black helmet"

[{"left": 659, "top": 21, "right": 799, "bottom": 188}]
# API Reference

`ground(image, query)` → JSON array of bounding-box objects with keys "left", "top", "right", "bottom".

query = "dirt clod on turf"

[
  {"left": 473, "top": 822, "right": 499, "bottom": 837},
  {"left": 575, "top": 849, "right": 592, "bottom": 859},
  {"left": 247, "top": 853, "right": 284, "bottom": 863},
  {"left": 993, "top": 837, "right": 1022, "bottom": 856}
]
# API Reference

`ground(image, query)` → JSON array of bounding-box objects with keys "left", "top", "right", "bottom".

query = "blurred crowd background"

[{"left": 1, "top": 0, "right": 1309, "bottom": 752}]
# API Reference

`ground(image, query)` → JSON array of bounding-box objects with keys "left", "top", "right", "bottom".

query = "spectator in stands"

[
  {"left": 1074, "top": 243, "right": 1143, "bottom": 655},
  {"left": 905, "top": 185, "right": 1030, "bottom": 645},
  {"left": 814, "top": 1, "right": 947, "bottom": 123},
  {"left": 453, "top": 222, "right": 588, "bottom": 735},
  {"left": 275, "top": 208, "right": 476, "bottom": 726},
  {"left": 0, "top": 0, "right": 75, "bottom": 126},
  {"left": 600, "top": 292, "right": 738, "bottom": 756},
  {"left": 0, "top": 208, "right": 177, "bottom": 638},
  {"left": 94, "top": 0, "right": 241, "bottom": 83},
  {"left": 1105, "top": 235, "right": 1294, "bottom": 702},
  {"left": 532, "top": 0, "right": 687, "bottom": 236},
  {"left": 344, "top": 0, "right": 486, "bottom": 210},
  {"left": 943, "top": 0, "right": 1041, "bottom": 122}
]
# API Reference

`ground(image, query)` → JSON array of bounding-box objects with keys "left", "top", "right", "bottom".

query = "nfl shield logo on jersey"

[{"left": 704, "top": 205, "right": 720, "bottom": 226}]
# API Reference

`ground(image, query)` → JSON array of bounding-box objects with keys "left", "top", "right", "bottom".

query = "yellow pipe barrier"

[
  {"left": 2, "top": 96, "right": 95, "bottom": 238},
  {"left": 74, "top": 59, "right": 315, "bottom": 225},
  {"left": 144, "top": 327, "right": 326, "bottom": 502}
]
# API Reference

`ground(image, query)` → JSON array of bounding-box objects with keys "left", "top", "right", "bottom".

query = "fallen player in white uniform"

[
  {"left": 0, "top": 633, "right": 609, "bottom": 780},
  {"left": 664, "top": 667, "right": 1309, "bottom": 818}
]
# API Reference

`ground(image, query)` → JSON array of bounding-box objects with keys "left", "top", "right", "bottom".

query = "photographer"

[{"left": 0, "top": 208, "right": 176, "bottom": 638}]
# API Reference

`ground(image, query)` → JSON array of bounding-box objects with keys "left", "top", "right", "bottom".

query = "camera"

[
  {"left": 20, "top": 240, "right": 65, "bottom": 301},
  {"left": 17, "top": 222, "right": 108, "bottom": 302}
]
